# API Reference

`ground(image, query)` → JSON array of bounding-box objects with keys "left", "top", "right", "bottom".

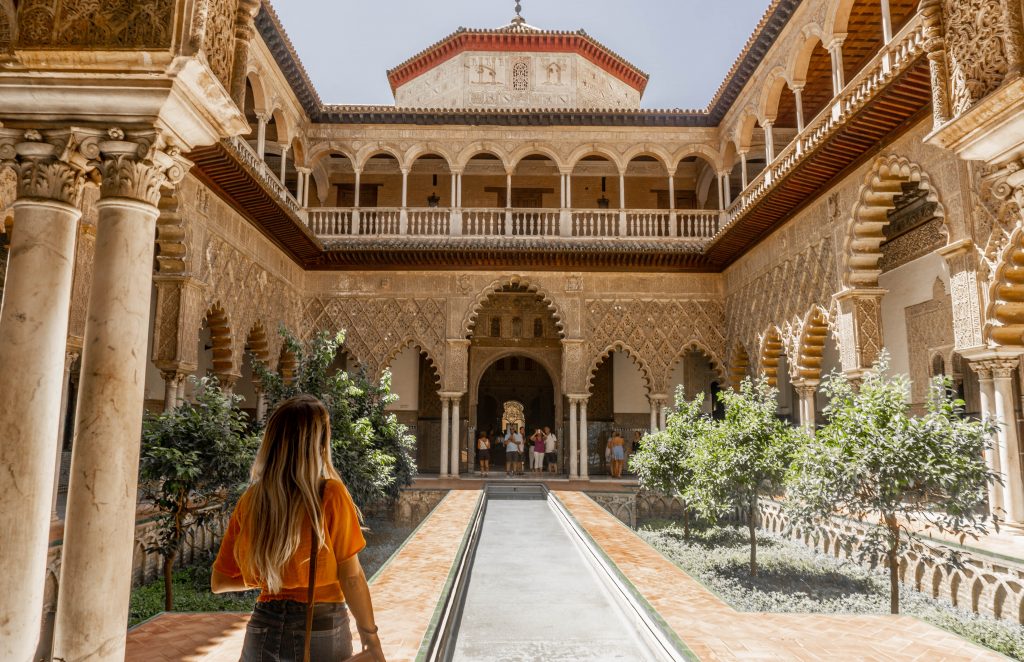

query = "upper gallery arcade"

[{"left": 2, "top": 0, "right": 1024, "bottom": 660}]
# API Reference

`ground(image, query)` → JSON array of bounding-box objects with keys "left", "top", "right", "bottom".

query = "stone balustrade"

[
  {"left": 306, "top": 206, "right": 721, "bottom": 242},
  {"left": 224, "top": 135, "right": 304, "bottom": 218},
  {"left": 719, "top": 12, "right": 927, "bottom": 237}
]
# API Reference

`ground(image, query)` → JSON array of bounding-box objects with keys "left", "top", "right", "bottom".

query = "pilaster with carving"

[
  {"left": 561, "top": 338, "right": 587, "bottom": 395},
  {"left": 834, "top": 288, "right": 886, "bottom": 376},
  {"left": 942, "top": 0, "right": 1012, "bottom": 118},
  {"left": 940, "top": 240, "right": 986, "bottom": 350},
  {"left": 443, "top": 339, "right": 469, "bottom": 394}
]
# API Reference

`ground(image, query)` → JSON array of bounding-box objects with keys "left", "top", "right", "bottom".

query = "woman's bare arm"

[
  {"left": 340, "top": 553, "right": 386, "bottom": 661},
  {"left": 210, "top": 568, "right": 249, "bottom": 594}
]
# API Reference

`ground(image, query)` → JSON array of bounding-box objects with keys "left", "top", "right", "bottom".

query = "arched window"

[
  {"left": 511, "top": 317, "right": 523, "bottom": 337},
  {"left": 533, "top": 318, "right": 543, "bottom": 337},
  {"left": 490, "top": 317, "right": 501, "bottom": 337},
  {"left": 512, "top": 61, "right": 529, "bottom": 92}
]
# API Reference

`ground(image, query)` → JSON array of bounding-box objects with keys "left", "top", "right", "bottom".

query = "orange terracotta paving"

[
  {"left": 125, "top": 490, "right": 481, "bottom": 662},
  {"left": 556, "top": 492, "right": 1004, "bottom": 662}
]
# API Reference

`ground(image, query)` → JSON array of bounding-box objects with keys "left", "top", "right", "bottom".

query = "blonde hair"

[{"left": 237, "top": 394, "right": 340, "bottom": 593}]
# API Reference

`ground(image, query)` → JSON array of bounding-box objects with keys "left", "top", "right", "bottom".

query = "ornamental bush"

[
  {"left": 786, "top": 352, "right": 998, "bottom": 614},
  {"left": 254, "top": 328, "right": 417, "bottom": 511}
]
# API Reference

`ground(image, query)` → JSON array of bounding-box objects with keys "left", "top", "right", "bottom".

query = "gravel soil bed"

[
  {"left": 637, "top": 520, "right": 1024, "bottom": 660},
  {"left": 129, "top": 517, "right": 417, "bottom": 627}
]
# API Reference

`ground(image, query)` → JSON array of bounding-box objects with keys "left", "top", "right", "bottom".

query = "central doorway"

[{"left": 476, "top": 355, "right": 556, "bottom": 471}]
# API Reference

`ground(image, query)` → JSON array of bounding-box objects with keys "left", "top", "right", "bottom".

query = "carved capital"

[
  {"left": 0, "top": 128, "right": 103, "bottom": 206},
  {"left": 97, "top": 129, "right": 192, "bottom": 207}
]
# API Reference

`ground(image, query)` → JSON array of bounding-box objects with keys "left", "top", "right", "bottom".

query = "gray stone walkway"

[{"left": 451, "top": 499, "right": 662, "bottom": 662}]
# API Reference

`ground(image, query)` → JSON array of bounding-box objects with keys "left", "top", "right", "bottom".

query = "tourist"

[
  {"left": 608, "top": 430, "right": 626, "bottom": 478},
  {"left": 504, "top": 427, "right": 519, "bottom": 477},
  {"left": 515, "top": 426, "right": 526, "bottom": 476},
  {"left": 210, "top": 394, "right": 386, "bottom": 662},
  {"left": 544, "top": 426, "right": 558, "bottom": 474},
  {"left": 530, "top": 428, "right": 545, "bottom": 475},
  {"left": 477, "top": 430, "right": 491, "bottom": 477}
]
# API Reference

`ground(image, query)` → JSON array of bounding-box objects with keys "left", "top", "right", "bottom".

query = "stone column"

[
  {"left": 52, "top": 349, "right": 80, "bottom": 522},
  {"left": 829, "top": 35, "right": 847, "bottom": 93},
  {"left": 992, "top": 360, "right": 1024, "bottom": 522},
  {"left": 450, "top": 396, "right": 461, "bottom": 478},
  {"left": 0, "top": 128, "right": 91, "bottom": 662},
  {"left": 228, "top": 0, "right": 261, "bottom": 107},
  {"left": 658, "top": 399, "right": 668, "bottom": 431},
  {"left": 880, "top": 0, "right": 893, "bottom": 43},
  {"left": 974, "top": 365, "right": 1004, "bottom": 515},
  {"left": 295, "top": 169, "right": 304, "bottom": 206},
  {"left": 161, "top": 371, "right": 186, "bottom": 411},
  {"left": 649, "top": 398, "right": 659, "bottom": 433},
  {"left": 722, "top": 171, "right": 732, "bottom": 207},
  {"left": 667, "top": 171, "right": 677, "bottom": 237},
  {"left": 255, "top": 112, "right": 269, "bottom": 161},
  {"left": 352, "top": 168, "right": 362, "bottom": 234},
  {"left": 568, "top": 397, "right": 579, "bottom": 479},
  {"left": 763, "top": 120, "right": 775, "bottom": 163},
  {"left": 456, "top": 172, "right": 463, "bottom": 208},
  {"left": 740, "top": 151, "right": 748, "bottom": 189},
  {"left": 297, "top": 167, "right": 311, "bottom": 207},
  {"left": 579, "top": 398, "right": 589, "bottom": 479},
  {"left": 439, "top": 395, "right": 450, "bottom": 477},
  {"left": 53, "top": 130, "right": 190, "bottom": 662},
  {"left": 793, "top": 380, "right": 818, "bottom": 431},
  {"left": 279, "top": 144, "right": 289, "bottom": 184},
  {"left": 793, "top": 84, "right": 806, "bottom": 133},
  {"left": 255, "top": 388, "right": 268, "bottom": 423},
  {"left": 399, "top": 167, "right": 410, "bottom": 234},
  {"left": 565, "top": 172, "right": 572, "bottom": 208}
]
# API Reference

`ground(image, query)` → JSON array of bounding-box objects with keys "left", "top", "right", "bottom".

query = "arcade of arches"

[{"left": 3, "top": 0, "right": 1024, "bottom": 659}]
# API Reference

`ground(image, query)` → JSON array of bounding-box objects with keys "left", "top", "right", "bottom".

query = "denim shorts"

[{"left": 240, "top": 600, "right": 352, "bottom": 662}]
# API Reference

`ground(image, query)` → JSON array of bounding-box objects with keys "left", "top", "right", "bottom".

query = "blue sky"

[{"left": 272, "top": 0, "right": 773, "bottom": 109}]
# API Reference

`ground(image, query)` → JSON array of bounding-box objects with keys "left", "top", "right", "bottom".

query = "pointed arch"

[
  {"left": 203, "top": 304, "right": 236, "bottom": 378},
  {"left": 586, "top": 341, "right": 655, "bottom": 393},
  {"left": 461, "top": 275, "right": 567, "bottom": 338},
  {"left": 987, "top": 225, "right": 1024, "bottom": 347},
  {"left": 758, "top": 326, "right": 785, "bottom": 386},
  {"left": 843, "top": 155, "right": 947, "bottom": 288},
  {"left": 729, "top": 342, "right": 752, "bottom": 390},
  {"left": 380, "top": 337, "right": 443, "bottom": 385},
  {"left": 793, "top": 306, "right": 831, "bottom": 381},
  {"left": 245, "top": 320, "right": 271, "bottom": 365}
]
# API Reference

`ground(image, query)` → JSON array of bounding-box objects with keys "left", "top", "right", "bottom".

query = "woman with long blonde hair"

[{"left": 212, "top": 394, "right": 386, "bottom": 661}]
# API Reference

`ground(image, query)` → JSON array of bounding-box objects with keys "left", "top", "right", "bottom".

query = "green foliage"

[
  {"left": 786, "top": 352, "right": 998, "bottom": 613},
  {"left": 629, "top": 391, "right": 712, "bottom": 500},
  {"left": 254, "top": 328, "right": 417, "bottom": 510},
  {"left": 686, "top": 377, "right": 801, "bottom": 522},
  {"left": 139, "top": 377, "right": 259, "bottom": 610},
  {"left": 129, "top": 554, "right": 257, "bottom": 626}
]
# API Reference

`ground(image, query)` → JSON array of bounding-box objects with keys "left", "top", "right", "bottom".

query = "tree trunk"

[
  {"left": 163, "top": 549, "right": 176, "bottom": 612},
  {"left": 884, "top": 513, "right": 900, "bottom": 614},
  {"left": 748, "top": 499, "right": 758, "bottom": 577},
  {"left": 683, "top": 507, "right": 690, "bottom": 539}
]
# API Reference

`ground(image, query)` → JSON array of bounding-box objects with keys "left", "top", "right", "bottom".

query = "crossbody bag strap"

[{"left": 303, "top": 483, "right": 325, "bottom": 662}]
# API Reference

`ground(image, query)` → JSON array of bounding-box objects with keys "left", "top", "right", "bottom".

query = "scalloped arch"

[
  {"left": 843, "top": 155, "right": 947, "bottom": 288},
  {"left": 665, "top": 340, "right": 729, "bottom": 389},
  {"left": 381, "top": 337, "right": 443, "bottom": 385},
  {"left": 586, "top": 341, "right": 654, "bottom": 393},
  {"left": 461, "top": 275, "right": 566, "bottom": 338}
]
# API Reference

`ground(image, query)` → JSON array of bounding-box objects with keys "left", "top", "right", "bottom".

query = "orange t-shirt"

[{"left": 214, "top": 478, "right": 366, "bottom": 603}]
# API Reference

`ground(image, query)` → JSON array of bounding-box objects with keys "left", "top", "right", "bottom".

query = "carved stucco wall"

[
  {"left": 723, "top": 119, "right": 974, "bottom": 375},
  {"left": 905, "top": 278, "right": 955, "bottom": 406}
]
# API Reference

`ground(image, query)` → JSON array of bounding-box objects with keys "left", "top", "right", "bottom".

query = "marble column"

[
  {"left": 52, "top": 350, "right": 81, "bottom": 522},
  {"left": 161, "top": 371, "right": 186, "bottom": 411},
  {"left": 352, "top": 169, "right": 362, "bottom": 234},
  {"left": 450, "top": 396, "right": 461, "bottom": 478},
  {"left": 569, "top": 397, "right": 579, "bottom": 479},
  {"left": 763, "top": 121, "right": 775, "bottom": 163},
  {"left": 658, "top": 399, "right": 667, "bottom": 431},
  {"left": 399, "top": 168, "right": 410, "bottom": 234},
  {"left": 54, "top": 130, "right": 190, "bottom": 662},
  {"left": 0, "top": 128, "right": 89, "bottom": 662},
  {"left": 880, "top": 0, "right": 893, "bottom": 42},
  {"left": 255, "top": 112, "right": 268, "bottom": 162},
  {"left": 829, "top": 35, "right": 847, "bottom": 93},
  {"left": 649, "top": 398, "right": 659, "bottom": 433},
  {"left": 279, "top": 144, "right": 289, "bottom": 184},
  {"left": 255, "top": 389, "right": 268, "bottom": 423},
  {"left": 740, "top": 152, "right": 748, "bottom": 189},
  {"left": 975, "top": 365, "right": 1004, "bottom": 515},
  {"left": 793, "top": 381, "right": 818, "bottom": 431},
  {"left": 793, "top": 85, "right": 806, "bottom": 133},
  {"left": 579, "top": 398, "right": 589, "bottom": 479},
  {"left": 992, "top": 361, "right": 1024, "bottom": 522},
  {"left": 439, "top": 395, "right": 450, "bottom": 477}
]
